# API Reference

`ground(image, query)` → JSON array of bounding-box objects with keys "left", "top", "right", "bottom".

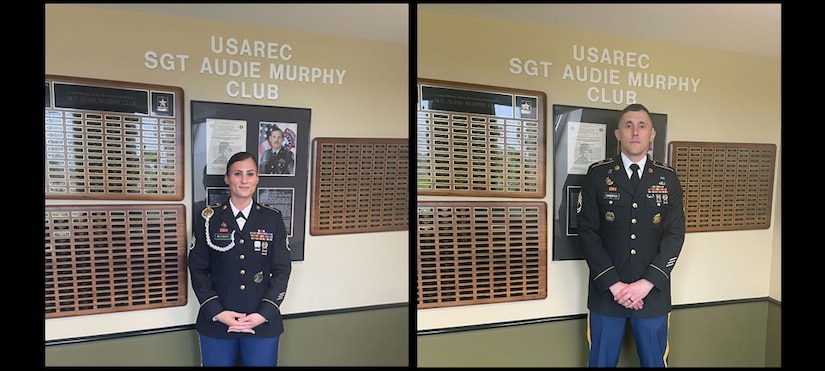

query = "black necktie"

[
  {"left": 629, "top": 163, "right": 640, "bottom": 189},
  {"left": 235, "top": 212, "right": 246, "bottom": 220}
]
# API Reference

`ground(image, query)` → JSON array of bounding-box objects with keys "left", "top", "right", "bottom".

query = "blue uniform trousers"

[
  {"left": 198, "top": 334, "right": 280, "bottom": 366},
  {"left": 587, "top": 311, "right": 670, "bottom": 367}
]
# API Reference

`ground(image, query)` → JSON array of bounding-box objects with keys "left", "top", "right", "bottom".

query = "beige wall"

[
  {"left": 45, "top": 4, "right": 409, "bottom": 341},
  {"left": 417, "top": 9, "right": 781, "bottom": 331}
]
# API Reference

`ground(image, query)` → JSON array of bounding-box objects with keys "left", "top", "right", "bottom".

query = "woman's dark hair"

[{"left": 225, "top": 151, "right": 257, "bottom": 175}]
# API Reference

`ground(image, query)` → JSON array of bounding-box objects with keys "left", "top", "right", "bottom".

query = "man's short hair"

[
  {"left": 618, "top": 103, "right": 652, "bottom": 127},
  {"left": 620, "top": 103, "right": 650, "bottom": 116}
]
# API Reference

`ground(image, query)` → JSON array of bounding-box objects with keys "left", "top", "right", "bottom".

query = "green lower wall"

[
  {"left": 45, "top": 305, "right": 409, "bottom": 367},
  {"left": 765, "top": 300, "right": 782, "bottom": 367},
  {"left": 44, "top": 300, "right": 780, "bottom": 367},
  {"left": 417, "top": 299, "right": 781, "bottom": 367}
]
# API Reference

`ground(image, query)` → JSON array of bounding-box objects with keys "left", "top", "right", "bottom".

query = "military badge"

[
  {"left": 647, "top": 185, "right": 668, "bottom": 194},
  {"left": 250, "top": 230, "right": 274, "bottom": 241},
  {"left": 605, "top": 177, "right": 614, "bottom": 185},
  {"left": 605, "top": 211, "right": 615, "bottom": 222},
  {"left": 254, "top": 271, "right": 264, "bottom": 283}
]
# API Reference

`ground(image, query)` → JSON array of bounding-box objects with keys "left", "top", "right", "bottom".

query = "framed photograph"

[{"left": 257, "top": 122, "right": 299, "bottom": 176}]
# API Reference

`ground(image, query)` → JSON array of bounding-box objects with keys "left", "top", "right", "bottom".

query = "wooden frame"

[
  {"left": 45, "top": 204, "right": 188, "bottom": 318},
  {"left": 45, "top": 75, "right": 184, "bottom": 201},
  {"left": 309, "top": 137, "right": 409, "bottom": 235},
  {"left": 416, "top": 79, "right": 547, "bottom": 198},
  {"left": 417, "top": 201, "right": 548, "bottom": 309},
  {"left": 668, "top": 141, "right": 777, "bottom": 232}
]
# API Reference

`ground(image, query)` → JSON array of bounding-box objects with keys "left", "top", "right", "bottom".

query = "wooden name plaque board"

[
  {"left": 309, "top": 138, "right": 409, "bottom": 235},
  {"left": 45, "top": 75, "right": 184, "bottom": 201},
  {"left": 668, "top": 141, "right": 777, "bottom": 232},
  {"left": 416, "top": 79, "right": 547, "bottom": 198},
  {"left": 45, "top": 204, "right": 188, "bottom": 318},
  {"left": 417, "top": 201, "right": 548, "bottom": 309}
]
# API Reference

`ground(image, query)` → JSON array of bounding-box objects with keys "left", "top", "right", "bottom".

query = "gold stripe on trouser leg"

[
  {"left": 663, "top": 312, "right": 671, "bottom": 367},
  {"left": 586, "top": 310, "right": 592, "bottom": 349},
  {"left": 196, "top": 335, "right": 204, "bottom": 367}
]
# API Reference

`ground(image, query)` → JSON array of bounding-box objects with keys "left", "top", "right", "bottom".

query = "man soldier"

[
  {"left": 259, "top": 126, "right": 295, "bottom": 175},
  {"left": 577, "top": 103, "right": 686, "bottom": 367}
]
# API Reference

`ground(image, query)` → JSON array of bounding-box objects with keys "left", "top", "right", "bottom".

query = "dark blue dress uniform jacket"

[
  {"left": 577, "top": 155, "right": 685, "bottom": 318},
  {"left": 188, "top": 199, "right": 292, "bottom": 338}
]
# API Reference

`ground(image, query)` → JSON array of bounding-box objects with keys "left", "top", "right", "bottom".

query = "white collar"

[
  {"left": 620, "top": 153, "right": 647, "bottom": 175},
  {"left": 229, "top": 201, "right": 252, "bottom": 218}
]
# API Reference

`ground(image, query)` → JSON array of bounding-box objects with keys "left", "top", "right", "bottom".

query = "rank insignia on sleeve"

[{"left": 576, "top": 193, "right": 582, "bottom": 214}]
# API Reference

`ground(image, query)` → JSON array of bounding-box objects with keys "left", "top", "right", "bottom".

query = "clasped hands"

[
  {"left": 609, "top": 279, "right": 654, "bottom": 310},
  {"left": 215, "top": 310, "right": 266, "bottom": 334}
]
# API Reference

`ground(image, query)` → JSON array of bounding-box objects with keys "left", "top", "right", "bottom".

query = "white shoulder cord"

[{"left": 202, "top": 206, "right": 235, "bottom": 252}]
